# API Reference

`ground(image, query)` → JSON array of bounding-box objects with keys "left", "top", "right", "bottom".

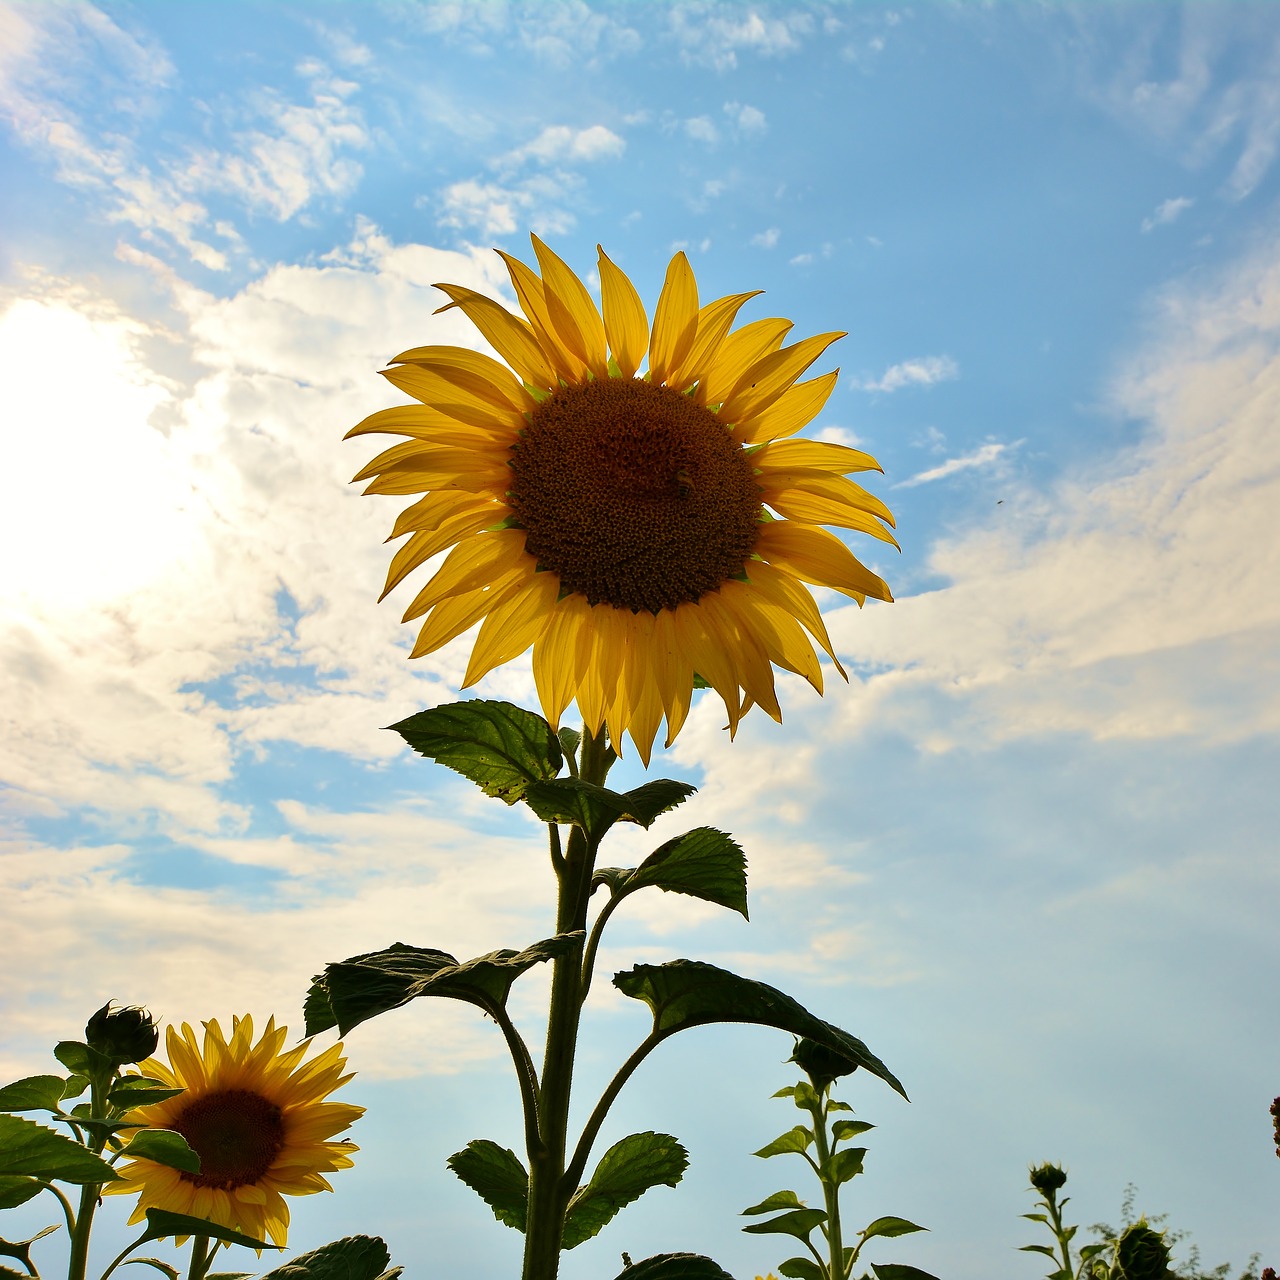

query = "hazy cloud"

[
  {"left": 896, "top": 441, "right": 1016, "bottom": 488},
  {"left": 856, "top": 355, "right": 959, "bottom": 393},
  {"left": 1141, "top": 195, "right": 1193, "bottom": 232}
]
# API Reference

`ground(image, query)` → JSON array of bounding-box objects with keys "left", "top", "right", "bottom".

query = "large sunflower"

[
  {"left": 350, "top": 236, "right": 895, "bottom": 762},
  {"left": 105, "top": 1016, "right": 362, "bottom": 1247}
]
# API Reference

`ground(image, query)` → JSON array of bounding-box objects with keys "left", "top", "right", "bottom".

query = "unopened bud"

[
  {"left": 1029, "top": 1162, "right": 1068, "bottom": 1197},
  {"left": 788, "top": 1038, "right": 859, "bottom": 1091},
  {"left": 85, "top": 1002, "right": 159, "bottom": 1067},
  {"left": 1112, "top": 1219, "right": 1172, "bottom": 1280}
]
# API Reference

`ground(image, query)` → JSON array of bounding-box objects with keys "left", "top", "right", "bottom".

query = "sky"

[{"left": 1, "top": 1, "right": 1278, "bottom": 1277}]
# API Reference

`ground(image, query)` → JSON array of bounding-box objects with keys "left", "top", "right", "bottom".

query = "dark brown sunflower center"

[
  {"left": 507, "top": 377, "right": 761, "bottom": 612},
  {"left": 171, "top": 1089, "right": 286, "bottom": 1190}
]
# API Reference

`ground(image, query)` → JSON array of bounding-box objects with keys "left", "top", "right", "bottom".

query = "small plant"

[{"left": 741, "top": 1038, "right": 938, "bottom": 1280}]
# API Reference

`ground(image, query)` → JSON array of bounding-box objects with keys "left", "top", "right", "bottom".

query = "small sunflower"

[
  {"left": 105, "top": 1016, "right": 362, "bottom": 1247},
  {"left": 350, "top": 235, "right": 895, "bottom": 761}
]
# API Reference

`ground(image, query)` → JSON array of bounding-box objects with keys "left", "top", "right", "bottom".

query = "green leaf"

[
  {"left": 1018, "top": 1244, "right": 1059, "bottom": 1257},
  {"left": 557, "top": 726, "right": 581, "bottom": 762},
  {"left": 825, "top": 1100, "right": 853, "bottom": 1112},
  {"left": 612, "top": 1255, "right": 736, "bottom": 1280},
  {"left": 562, "top": 1132, "right": 688, "bottom": 1249},
  {"left": 388, "top": 700, "right": 561, "bottom": 803},
  {"left": 115, "top": 1129, "right": 200, "bottom": 1174},
  {"left": 522, "top": 778, "right": 695, "bottom": 840},
  {"left": 0, "top": 1178, "right": 42, "bottom": 1211},
  {"left": 789, "top": 1081, "right": 819, "bottom": 1110},
  {"left": 869, "top": 1267, "right": 943, "bottom": 1280},
  {"left": 0, "top": 1077, "right": 66, "bottom": 1114},
  {"left": 61, "top": 1076, "right": 89, "bottom": 1101},
  {"left": 446, "top": 1140, "right": 528, "bottom": 1232},
  {"left": 742, "top": 1190, "right": 806, "bottom": 1215},
  {"left": 308, "top": 935, "right": 583, "bottom": 1037},
  {"left": 831, "top": 1119, "right": 874, "bottom": 1141},
  {"left": 613, "top": 961, "right": 906, "bottom": 1098},
  {"left": 0, "top": 1115, "right": 119, "bottom": 1184},
  {"left": 122, "top": 1259, "right": 181, "bottom": 1280},
  {"left": 108, "top": 1079, "right": 185, "bottom": 1110},
  {"left": 740, "top": 1208, "right": 827, "bottom": 1240},
  {"left": 0, "top": 1226, "right": 58, "bottom": 1272},
  {"left": 603, "top": 828, "right": 748, "bottom": 919},
  {"left": 777, "top": 1261, "right": 824, "bottom": 1280},
  {"left": 0, "top": 1267, "right": 30, "bottom": 1280},
  {"left": 206, "top": 1273, "right": 254, "bottom": 1280},
  {"left": 136, "top": 1210, "right": 276, "bottom": 1250},
  {"left": 259, "top": 1235, "right": 393, "bottom": 1280},
  {"left": 52, "top": 1042, "right": 113, "bottom": 1080},
  {"left": 753, "top": 1126, "right": 813, "bottom": 1158},
  {"left": 823, "top": 1146, "right": 866, "bottom": 1185},
  {"left": 862, "top": 1216, "right": 927, "bottom": 1241}
]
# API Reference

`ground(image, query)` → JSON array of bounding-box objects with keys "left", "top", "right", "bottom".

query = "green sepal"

[
  {"left": 0, "top": 1115, "right": 119, "bottom": 1184},
  {"left": 613, "top": 961, "right": 906, "bottom": 1097},
  {"left": 831, "top": 1119, "right": 874, "bottom": 1141},
  {"left": 692, "top": 674, "right": 712, "bottom": 690},
  {"left": 611, "top": 1255, "right": 736, "bottom": 1280},
  {"left": 869, "top": 1267, "right": 943, "bottom": 1280},
  {"left": 122, "top": 1259, "right": 181, "bottom": 1280},
  {"left": 0, "top": 1077, "right": 66, "bottom": 1114},
  {"left": 0, "top": 1226, "right": 58, "bottom": 1272},
  {"left": 741, "top": 1190, "right": 806, "bottom": 1215},
  {"left": 387, "top": 700, "right": 561, "bottom": 803},
  {"left": 137, "top": 1210, "right": 277, "bottom": 1250},
  {"left": 108, "top": 1079, "right": 185, "bottom": 1110},
  {"left": 753, "top": 1126, "right": 813, "bottom": 1158},
  {"left": 445, "top": 1140, "right": 528, "bottom": 1232},
  {"left": 115, "top": 1129, "right": 200, "bottom": 1174},
  {"left": 306, "top": 935, "right": 583, "bottom": 1036},
  {"left": 557, "top": 726, "right": 581, "bottom": 764},
  {"left": 53, "top": 1042, "right": 112, "bottom": 1081},
  {"left": 0, "top": 1178, "right": 42, "bottom": 1210},
  {"left": 777, "top": 1261, "right": 823, "bottom": 1280},
  {"left": 740, "top": 1208, "right": 827, "bottom": 1240},
  {"left": 259, "top": 1235, "right": 396, "bottom": 1280},
  {"left": 595, "top": 828, "right": 747, "bottom": 919},
  {"left": 562, "top": 1132, "right": 687, "bottom": 1249},
  {"left": 822, "top": 1146, "right": 866, "bottom": 1185},
  {"left": 862, "top": 1216, "right": 927, "bottom": 1240},
  {"left": 523, "top": 778, "right": 695, "bottom": 840}
]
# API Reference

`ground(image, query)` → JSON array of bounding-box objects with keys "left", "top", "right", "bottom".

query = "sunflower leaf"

[
  {"left": 304, "top": 944, "right": 457, "bottom": 1036},
  {"left": 446, "top": 1140, "right": 528, "bottom": 1232},
  {"left": 822, "top": 1146, "right": 866, "bottom": 1185},
  {"left": 562, "top": 1132, "right": 688, "bottom": 1250},
  {"left": 617, "top": 780, "right": 698, "bottom": 826},
  {"left": 777, "top": 1261, "right": 824, "bottom": 1280},
  {"left": 742, "top": 1190, "right": 806, "bottom": 1216},
  {"left": 0, "top": 1077, "right": 66, "bottom": 1114},
  {"left": 0, "top": 1177, "right": 43, "bottom": 1211},
  {"left": 522, "top": 778, "right": 696, "bottom": 839},
  {"left": 138, "top": 1210, "right": 277, "bottom": 1251},
  {"left": 861, "top": 1217, "right": 928, "bottom": 1241},
  {"left": 122, "top": 1258, "right": 181, "bottom": 1280},
  {"left": 108, "top": 1078, "right": 185, "bottom": 1110},
  {"left": 0, "top": 1115, "right": 119, "bottom": 1184},
  {"left": 753, "top": 1126, "right": 814, "bottom": 1158},
  {"left": 869, "top": 1266, "right": 944, "bottom": 1280},
  {"left": 611, "top": 1254, "right": 737, "bottom": 1280},
  {"left": 612, "top": 961, "right": 906, "bottom": 1098},
  {"left": 53, "top": 1042, "right": 112, "bottom": 1081},
  {"left": 388, "top": 700, "right": 561, "bottom": 803},
  {"left": 620, "top": 828, "right": 748, "bottom": 918},
  {"left": 259, "top": 1235, "right": 392, "bottom": 1280},
  {"left": 740, "top": 1208, "right": 828, "bottom": 1240},
  {"left": 115, "top": 1129, "right": 200, "bottom": 1175},
  {"left": 407, "top": 934, "right": 584, "bottom": 1012},
  {"left": 0, "top": 1225, "right": 58, "bottom": 1271}
]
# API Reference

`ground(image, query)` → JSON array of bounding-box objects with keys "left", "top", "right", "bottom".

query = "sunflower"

[
  {"left": 350, "top": 235, "right": 895, "bottom": 762},
  {"left": 105, "top": 1016, "right": 362, "bottom": 1248}
]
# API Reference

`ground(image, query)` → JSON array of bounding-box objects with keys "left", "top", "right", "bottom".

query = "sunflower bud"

[
  {"left": 1112, "top": 1219, "right": 1172, "bottom": 1280},
  {"left": 1028, "top": 1162, "right": 1068, "bottom": 1197},
  {"left": 85, "top": 1002, "right": 159, "bottom": 1067},
  {"left": 788, "top": 1038, "right": 860, "bottom": 1091}
]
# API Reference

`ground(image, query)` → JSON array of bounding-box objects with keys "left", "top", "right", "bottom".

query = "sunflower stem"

[
  {"left": 184, "top": 1238, "right": 211, "bottom": 1280},
  {"left": 68, "top": 1070, "right": 112, "bottom": 1280},
  {"left": 521, "top": 725, "right": 611, "bottom": 1280}
]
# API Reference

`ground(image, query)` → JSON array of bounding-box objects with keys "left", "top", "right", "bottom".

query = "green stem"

[
  {"left": 185, "top": 1238, "right": 211, "bottom": 1280},
  {"left": 36, "top": 1180, "right": 77, "bottom": 1244},
  {"left": 520, "top": 726, "right": 613, "bottom": 1280},
  {"left": 1044, "top": 1193, "right": 1074, "bottom": 1277},
  {"left": 68, "top": 1074, "right": 112, "bottom": 1280},
  {"left": 810, "top": 1091, "right": 843, "bottom": 1280}
]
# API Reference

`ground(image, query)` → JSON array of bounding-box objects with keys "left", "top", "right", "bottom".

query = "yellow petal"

[
  {"left": 379, "top": 507, "right": 499, "bottom": 601},
  {"left": 698, "top": 317, "right": 793, "bottom": 407},
  {"left": 380, "top": 364, "right": 526, "bottom": 428},
  {"left": 597, "top": 245, "right": 649, "bottom": 378},
  {"left": 408, "top": 567, "right": 529, "bottom": 658},
  {"left": 648, "top": 252, "right": 699, "bottom": 387},
  {"left": 388, "top": 490, "right": 501, "bottom": 541},
  {"left": 388, "top": 345, "right": 538, "bottom": 413},
  {"left": 702, "top": 590, "right": 781, "bottom": 723},
  {"left": 669, "top": 291, "right": 762, "bottom": 393},
  {"left": 652, "top": 607, "right": 695, "bottom": 745},
  {"left": 722, "top": 582, "right": 822, "bottom": 692},
  {"left": 719, "top": 331, "right": 845, "bottom": 425},
  {"left": 757, "top": 469, "right": 896, "bottom": 527},
  {"left": 531, "top": 234, "right": 609, "bottom": 378},
  {"left": 400, "top": 529, "right": 529, "bottom": 621},
  {"left": 668, "top": 600, "right": 742, "bottom": 732},
  {"left": 345, "top": 404, "right": 512, "bottom": 445},
  {"left": 750, "top": 437, "right": 883, "bottom": 475},
  {"left": 755, "top": 522, "right": 893, "bottom": 603},
  {"left": 352, "top": 438, "right": 509, "bottom": 485},
  {"left": 745, "top": 559, "right": 845, "bottom": 677},
  {"left": 495, "top": 248, "right": 587, "bottom": 382},
  {"left": 532, "top": 594, "right": 592, "bottom": 729},
  {"left": 431, "top": 284, "right": 556, "bottom": 390},
  {"left": 463, "top": 570, "right": 559, "bottom": 686},
  {"left": 733, "top": 370, "right": 838, "bottom": 445},
  {"left": 762, "top": 489, "right": 899, "bottom": 547}
]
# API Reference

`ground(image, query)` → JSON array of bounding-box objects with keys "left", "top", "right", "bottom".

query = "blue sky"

[{"left": 2, "top": 2, "right": 1279, "bottom": 1277}]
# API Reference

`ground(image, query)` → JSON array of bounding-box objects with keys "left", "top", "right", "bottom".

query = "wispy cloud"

[
  {"left": 668, "top": 4, "right": 814, "bottom": 70},
  {"left": 723, "top": 100, "right": 766, "bottom": 133},
  {"left": 896, "top": 441, "right": 1016, "bottom": 488},
  {"left": 1141, "top": 195, "right": 1193, "bottom": 232},
  {"left": 751, "top": 227, "right": 780, "bottom": 249},
  {"left": 684, "top": 114, "right": 720, "bottom": 144},
  {"left": 855, "top": 354, "right": 959, "bottom": 393},
  {"left": 500, "top": 123, "right": 625, "bottom": 168}
]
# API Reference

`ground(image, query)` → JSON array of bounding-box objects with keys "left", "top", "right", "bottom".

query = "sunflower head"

[
  {"left": 105, "top": 1015, "right": 362, "bottom": 1248},
  {"left": 349, "top": 236, "right": 895, "bottom": 762}
]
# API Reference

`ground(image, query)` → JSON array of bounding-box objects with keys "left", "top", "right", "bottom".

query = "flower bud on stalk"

[
  {"left": 788, "top": 1037, "right": 860, "bottom": 1092},
  {"left": 85, "top": 1002, "right": 159, "bottom": 1067},
  {"left": 1112, "top": 1219, "right": 1172, "bottom": 1280},
  {"left": 1028, "top": 1162, "right": 1068, "bottom": 1197}
]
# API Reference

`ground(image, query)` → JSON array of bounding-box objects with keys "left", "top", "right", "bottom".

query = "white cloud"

[
  {"left": 789, "top": 252, "right": 814, "bottom": 266},
  {"left": 684, "top": 115, "right": 720, "bottom": 144},
  {"left": 501, "top": 123, "right": 625, "bottom": 168},
  {"left": 669, "top": 4, "right": 814, "bottom": 70},
  {"left": 856, "top": 354, "right": 959, "bottom": 392},
  {"left": 438, "top": 174, "right": 576, "bottom": 238},
  {"left": 723, "top": 100, "right": 767, "bottom": 133},
  {"left": 896, "top": 441, "right": 1017, "bottom": 488},
  {"left": 751, "top": 227, "right": 780, "bottom": 249},
  {"left": 1141, "top": 195, "right": 1194, "bottom": 233}
]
